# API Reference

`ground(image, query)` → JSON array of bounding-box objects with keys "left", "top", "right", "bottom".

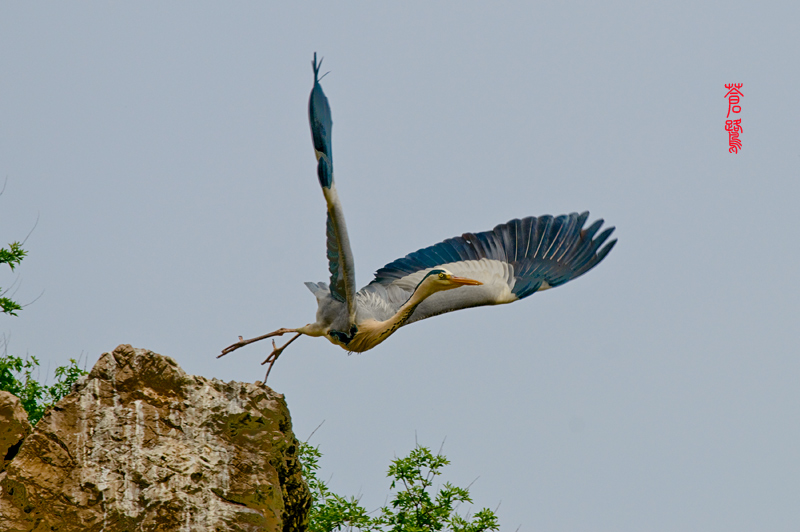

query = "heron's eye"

[{"left": 438, "top": 273, "right": 446, "bottom": 280}]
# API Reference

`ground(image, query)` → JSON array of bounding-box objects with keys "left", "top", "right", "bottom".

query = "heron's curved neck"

[
  {"left": 346, "top": 281, "right": 438, "bottom": 352},
  {"left": 377, "top": 282, "right": 437, "bottom": 338}
]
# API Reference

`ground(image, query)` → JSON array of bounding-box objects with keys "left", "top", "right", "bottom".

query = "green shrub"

[
  {"left": 0, "top": 353, "right": 87, "bottom": 425},
  {"left": 300, "top": 442, "right": 500, "bottom": 532},
  {"left": 0, "top": 240, "right": 26, "bottom": 316}
]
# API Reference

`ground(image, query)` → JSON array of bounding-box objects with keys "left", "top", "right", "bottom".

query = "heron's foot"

[
  {"left": 260, "top": 333, "right": 301, "bottom": 382},
  {"left": 218, "top": 328, "right": 297, "bottom": 359}
]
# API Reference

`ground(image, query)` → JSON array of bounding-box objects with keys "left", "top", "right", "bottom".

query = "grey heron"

[{"left": 220, "top": 54, "right": 617, "bottom": 380}]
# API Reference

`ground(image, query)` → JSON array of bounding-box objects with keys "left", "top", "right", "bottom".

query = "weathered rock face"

[
  {"left": 0, "top": 345, "right": 310, "bottom": 532},
  {"left": 0, "top": 391, "right": 31, "bottom": 474}
]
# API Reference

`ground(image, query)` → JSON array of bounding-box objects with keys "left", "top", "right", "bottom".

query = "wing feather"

[
  {"left": 309, "top": 53, "right": 357, "bottom": 323},
  {"left": 364, "top": 212, "right": 616, "bottom": 324}
]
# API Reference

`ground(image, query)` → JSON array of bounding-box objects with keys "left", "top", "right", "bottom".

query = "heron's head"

[{"left": 415, "top": 268, "right": 483, "bottom": 295}]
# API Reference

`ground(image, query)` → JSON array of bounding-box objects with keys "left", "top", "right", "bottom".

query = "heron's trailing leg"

[
  {"left": 218, "top": 327, "right": 299, "bottom": 358},
  {"left": 261, "top": 332, "right": 302, "bottom": 381}
]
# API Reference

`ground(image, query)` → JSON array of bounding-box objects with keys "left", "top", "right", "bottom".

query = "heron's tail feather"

[{"left": 304, "top": 281, "right": 327, "bottom": 294}]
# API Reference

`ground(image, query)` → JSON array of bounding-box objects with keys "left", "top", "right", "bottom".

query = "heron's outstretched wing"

[
  {"left": 362, "top": 212, "right": 616, "bottom": 324},
  {"left": 309, "top": 53, "right": 357, "bottom": 325}
]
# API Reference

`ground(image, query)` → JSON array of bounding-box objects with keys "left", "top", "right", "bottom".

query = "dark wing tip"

[
  {"left": 309, "top": 53, "right": 334, "bottom": 187},
  {"left": 596, "top": 237, "right": 617, "bottom": 263},
  {"left": 594, "top": 226, "right": 615, "bottom": 248},
  {"left": 311, "top": 52, "right": 330, "bottom": 85},
  {"left": 312, "top": 52, "right": 323, "bottom": 82}
]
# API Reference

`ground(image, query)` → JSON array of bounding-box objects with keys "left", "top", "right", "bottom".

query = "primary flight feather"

[{"left": 219, "top": 54, "right": 617, "bottom": 380}]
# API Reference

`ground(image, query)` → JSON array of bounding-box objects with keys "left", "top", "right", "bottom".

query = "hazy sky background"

[{"left": 2, "top": 3, "right": 798, "bottom": 531}]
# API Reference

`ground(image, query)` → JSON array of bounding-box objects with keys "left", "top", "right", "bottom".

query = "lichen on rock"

[{"left": 0, "top": 344, "right": 310, "bottom": 532}]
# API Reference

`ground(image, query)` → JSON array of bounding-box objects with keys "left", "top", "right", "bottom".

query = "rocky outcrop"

[
  {"left": 0, "top": 391, "right": 31, "bottom": 473},
  {"left": 0, "top": 345, "right": 310, "bottom": 532}
]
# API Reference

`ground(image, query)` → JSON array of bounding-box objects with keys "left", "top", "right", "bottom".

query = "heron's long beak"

[{"left": 449, "top": 275, "right": 483, "bottom": 286}]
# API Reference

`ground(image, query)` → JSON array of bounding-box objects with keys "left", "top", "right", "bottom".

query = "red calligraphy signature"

[{"left": 725, "top": 83, "right": 743, "bottom": 153}]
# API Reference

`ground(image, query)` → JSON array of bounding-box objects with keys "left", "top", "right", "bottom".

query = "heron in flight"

[{"left": 220, "top": 54, "right": 616, "bottom": 380}]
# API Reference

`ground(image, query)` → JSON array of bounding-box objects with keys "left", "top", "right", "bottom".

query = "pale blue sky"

[{"left": 1, "top": 2, "right": 798, "bottom": 530}]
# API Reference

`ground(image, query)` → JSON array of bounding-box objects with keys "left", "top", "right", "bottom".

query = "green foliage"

[
  {"left": 0, "top": 241, "right": 27, "bottom": 315},
  {"left": 0, "top": 231, "right": 71, "bottom": 425},
  {"left": 0, "top": 297, "right": 22, "bottom": 316},
  {"left": 0, "top": 241, "right": 26, "bottom": 272},
  {"left": 301, "top": 442, "right": 378, "bottom": 532},
  {"left": 300, "top": 442, "right": 500, "bottom": 532},
  {"left": 0, "top": 353, "right": 88, "bottom": 425}
]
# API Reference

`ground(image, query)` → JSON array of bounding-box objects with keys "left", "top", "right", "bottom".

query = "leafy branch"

[
  {"left": 0, "top": 351, "right": 88, "bottom": 425},
  {"left": 0, "top": 241, "right": 27, "bottom": 315},
  {"left": 300, "top": 442, "right": 500, "bottom": 532}
]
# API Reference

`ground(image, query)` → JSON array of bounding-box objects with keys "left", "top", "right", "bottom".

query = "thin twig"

[
  {"left": 21, "top": 289, "right": 45, "bottom": 309},
  {"left": 437, "top": 436, "right": 447, "bottom": 456},
  {"left": 21, "top": 212, "right": 40, "bottom": 246},
  {"left": 306, "top": 420, "right": 326, "bottom": 442}
]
